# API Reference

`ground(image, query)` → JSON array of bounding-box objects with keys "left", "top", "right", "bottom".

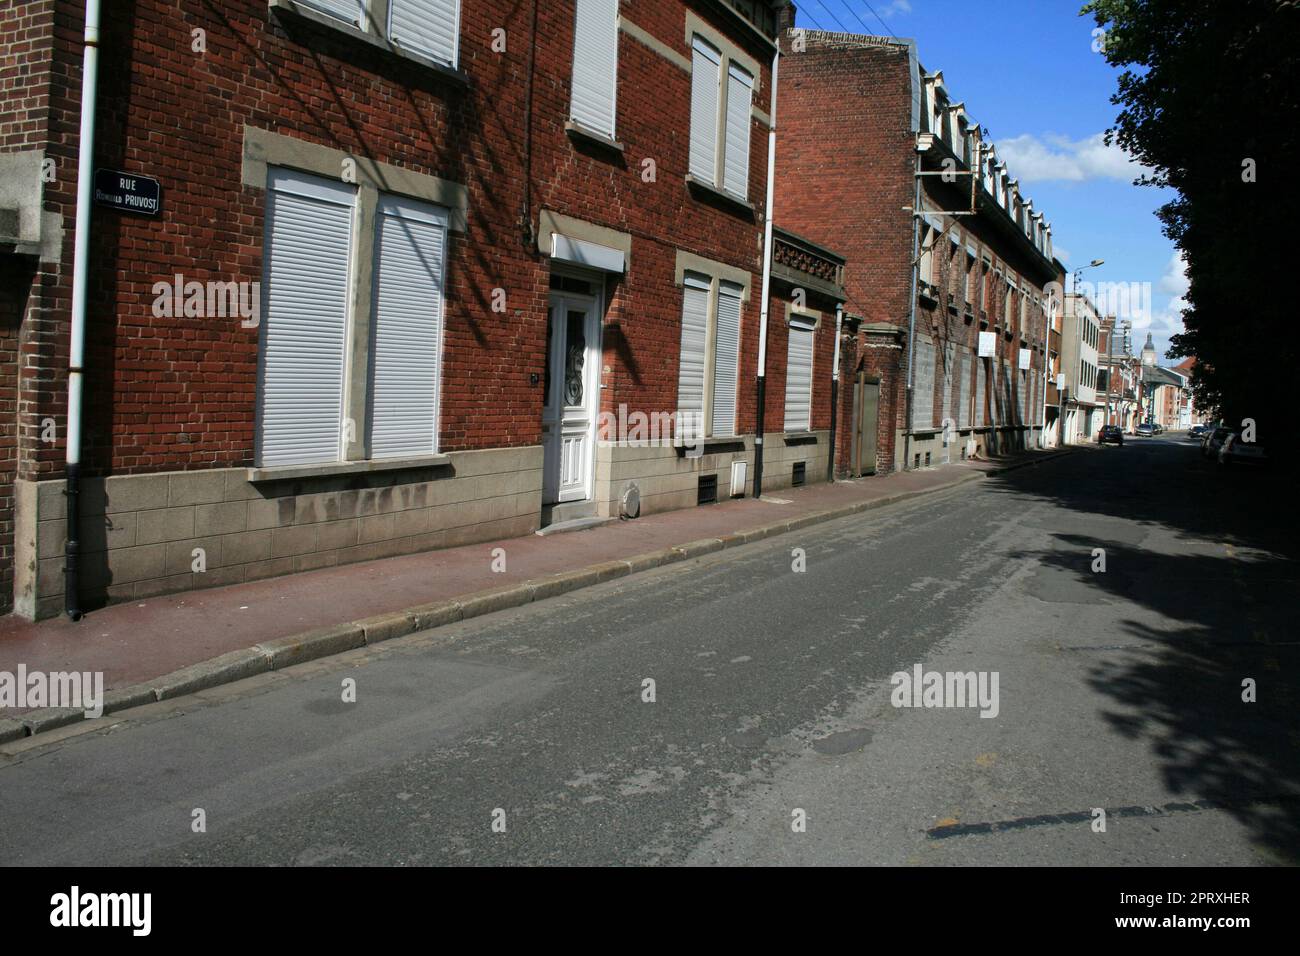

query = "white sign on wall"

[
  {"left": 1018, "top": 347, "right": 1031, "bottom": 370},
  {"left": 978, "top": 331, "right": 996, "bottom": 357},
  {"left": 1056, "top": 372, "right": 1065, "bottom": 390}
]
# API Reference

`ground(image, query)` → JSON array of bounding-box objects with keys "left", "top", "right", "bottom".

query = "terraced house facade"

[
  {"left": 775, "top": 21, "right": 1064, "bottom": 476},
  {"left": 1, "top": 0, "right": 855, "bottom": 620}
]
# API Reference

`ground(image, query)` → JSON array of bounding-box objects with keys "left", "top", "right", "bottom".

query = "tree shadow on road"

[{"left": 989, "top": 444, "right": 1300, "bottom": 862}]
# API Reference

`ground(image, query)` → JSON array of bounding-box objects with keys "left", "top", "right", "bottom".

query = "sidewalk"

[{"left": 0, "top": 448, "right": 1069, "bottom": 733}]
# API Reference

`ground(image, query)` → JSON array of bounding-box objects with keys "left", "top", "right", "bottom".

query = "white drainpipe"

[
  {"left": 751, "top": 44, "right": 779, "bottom": 498},
  {"left": 64, "top": 0, "right": 101, "bottom": 620}
]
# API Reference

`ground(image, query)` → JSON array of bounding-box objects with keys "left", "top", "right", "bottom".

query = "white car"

[{"left": 1218, "top": 433, "right": 1267, "bottom": 467}]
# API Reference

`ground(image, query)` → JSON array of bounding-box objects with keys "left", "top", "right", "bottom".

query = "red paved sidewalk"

[{"left": 0, "top": 452, "right": 1051, "bottom": 698}]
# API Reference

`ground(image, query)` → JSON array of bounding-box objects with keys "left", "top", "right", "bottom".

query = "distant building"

[
  {"left": 1063, "top": 293, "right": 1102, "bottom": 442},
  {"left": 1143, "top": 365, "right": 1191, "bottom": 430},
  {"left": 774, "top": 17, "right": 1059, "bottom": 473},
  {"left": 1099, "top": 317, "right": 1140, "bottom": 433}
]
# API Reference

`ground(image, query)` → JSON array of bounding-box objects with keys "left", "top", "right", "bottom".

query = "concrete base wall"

[
  {"left": 593, "top": 431, "right": 831, "bottom": 517},
  {"left": 15, "top": 446, "right": 542, "bottom": 620},
  {"left": 898, "top": 426, "right": 1045, "bottom": 469}
]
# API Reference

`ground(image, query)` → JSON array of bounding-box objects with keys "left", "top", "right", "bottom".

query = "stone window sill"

[
  {"left": 783, "top": 432, "right": 819, "bottom": 446},
  {"left": 248, "top": 454, "right": 451, "bottom": 483},
  {"left": 565, "top": 121, "right": 625, "bottom": 154},
  {"left": 685, "top": 175, "right": 755, "bottom": 215}
]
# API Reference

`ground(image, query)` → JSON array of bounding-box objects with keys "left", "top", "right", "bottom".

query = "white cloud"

[
  {"left": 995, "top": 132, "right": 1143, "bottom": 184},
  {"left": 1158, "top": 251, "right": 1188, "bottom": 297},
  {"left": 881, "top": 0, "right": 912, "bottom": 15},
  {"left": 1053, "top": 246, "right": 1071, "bottom": 264}
]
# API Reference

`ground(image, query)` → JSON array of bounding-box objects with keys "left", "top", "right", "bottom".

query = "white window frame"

[
  {"left": 689, "top": 34, "right": 754, "bottom": 201},
  {"left": 257, "top": 169, "right": 358, "bottom": 468},
  {"left": 569, "top": 0, "right": 619, "bottom": 140},
  {"left": 387, "top": 0, "right": 461, "bottom": 69},
  {"left": 676, "top": 271, "right": 746, "bottom": 439},
  {"left": 299, "top": 0, "right": 367, "bottom": 27},
  {"left": 783, "top": 314, "right": 816, "bottom": 433},
  {"left": 368, "top": 194, "right": 450, "bottom": 459}
]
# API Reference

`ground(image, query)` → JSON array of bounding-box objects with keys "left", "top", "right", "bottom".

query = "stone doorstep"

[{"left": 6, "top": 454, "right": 1068, "bottom": 742}]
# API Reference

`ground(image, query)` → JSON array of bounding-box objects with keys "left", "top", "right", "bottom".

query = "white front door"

[{"left": 542, "top": 286, "right": 601, "bottom": 504}]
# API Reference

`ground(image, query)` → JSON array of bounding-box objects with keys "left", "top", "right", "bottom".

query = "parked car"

[
  {"left": 1188, "top": 424, "right": 1208, "bottom": 440},
  {"left": 1218, "top": 432, "right": 1268, "bottom": 467},
  {"left": 1135, "top": 423, "right": 1155, "bottom": 437},
  {"left": 1202, "top": 426, "right": 1232, "bottom": 458},
  {"left": 1098, "top": 424, "right": 1124, "bottom": 446},
  {"left": 1152, "top": 423, "right": 1164, "bottom": 434}
]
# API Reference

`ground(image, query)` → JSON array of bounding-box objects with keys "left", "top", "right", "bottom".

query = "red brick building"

[
  {"left": 775, "top": 20, "right": 1062, "bottom": 475},
  {"left": 0, "top": 0, "right": 852, "bottom": 619}
]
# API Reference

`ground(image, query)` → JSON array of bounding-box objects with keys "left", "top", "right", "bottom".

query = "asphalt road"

[{"left": 2, "top": 434, "right": 1297, "bottom": 866}]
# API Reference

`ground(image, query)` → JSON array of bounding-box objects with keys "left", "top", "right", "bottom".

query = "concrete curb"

[{"left": 5, "top": 451, "right": 1070, "bottom": 743}]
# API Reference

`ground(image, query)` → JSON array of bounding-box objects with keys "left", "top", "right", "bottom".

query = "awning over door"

[{"left": 551, "top": 233, "right": 626, "bottom": 273}]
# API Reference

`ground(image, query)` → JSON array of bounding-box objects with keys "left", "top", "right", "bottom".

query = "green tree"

[{"left": 1084, "top": 0, "right": 1299, "bottom": 445}]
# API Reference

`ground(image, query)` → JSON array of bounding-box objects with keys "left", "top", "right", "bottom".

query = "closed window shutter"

[
  {"left": 570, "top": 0, "right": 618, "bottom": 138},
  {"left": 300, "top": 0, "right": 366, "bottom": 25},
  {"left": 711, "top": 281, "right": 742, "bottom": 437},
  {"left": 258, "top": 170, "right": 355, "bottom": 467},
  {"left": 722, "top": 63, "right": 753, "bottom": 197},
  {"left": 689, "top": 38, "right": 720, "bottom": 182},
  {"left": 369, "top": 195, "right": 449, "bottom": 459},
  {"left": 913, "top": 339, "right": 935, "bottom": 428},
  {"left": 783, "top": 319, "right": 815, "bottom": 432},
  {"left": 676, "top": 273, "right": 710, "bottom": 441},
  {"left": 389, "top": 0, "right": 459, "bottom": 67}
]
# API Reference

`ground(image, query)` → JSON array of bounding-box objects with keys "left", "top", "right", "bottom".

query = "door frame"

[{"left": 542, "top": 266, "right": 604, "bottom": 505}]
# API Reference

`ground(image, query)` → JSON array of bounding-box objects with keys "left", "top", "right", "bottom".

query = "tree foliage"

[{"left": 1084, "top": 0, "right": 1299, "bottom": 441}]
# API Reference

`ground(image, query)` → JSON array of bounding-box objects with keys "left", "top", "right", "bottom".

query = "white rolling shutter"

[
  {"left": 711, "top": 281, "right": 742, "bottom": 437},
  {"left": 369, "top": 195, "right": 449, "bottom": 459},
  {"left": 689, "top": 37, "right": 721, "bottom": 183},
  {"left": 783, "top": 317, "right": 815, "bottom": 432},
  {"left": 300, "top": 0, "right": 366, "bottom": 25},
  {"left": 570, "top": 0, "right": 618, "bottom": 139},
  {"left": 389, "top": 0, "right": 459, "bottom": 68},
  {"left": 722, "top": 63, "right": 753, "bottom": 198},
  {"left": 677, "top": 273, "right": 710, "bottom": 442},
  {"left": 258, "top": 170, "right": 355, "bottom": 467},
  {"left": 913, "top": 339, "right": 935, "bottom": 429},
  {"left": 941, "top": 343, "right": 956, "bottom": 425}
]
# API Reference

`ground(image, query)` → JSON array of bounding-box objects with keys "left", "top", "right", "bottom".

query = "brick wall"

[
  {"left": 7, "top": 0, "right": 781, "bottom": 616},
  {"left": 17, "top": 1, "right": 773, "bottom": 473},
  {"left": 775, "top": 34, "right": 914, "bottom": 472},
  {"left": 776, "top": 28, "right": 1055, "bottom": 470}
]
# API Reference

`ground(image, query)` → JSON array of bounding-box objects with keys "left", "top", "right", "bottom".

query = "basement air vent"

[
  {"left": 697, "top": 473, "right": 718, "bottom": 505},
  {"left": 791, "top": 461, "right": 806, "bottom": 487}
]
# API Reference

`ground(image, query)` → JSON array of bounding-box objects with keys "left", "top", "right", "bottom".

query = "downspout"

[
  {"left": 520, "top": 0, "right": 539, "bottom": 248},
  {"left": 64, "top": 0, "right": 102, "bottom": 621},
  {"left": 751, "top": 44, "right": 779, "bottom": 499},
  {"left": 826, "top": 301, "right": 843, "bottom": 481},
  {"left": 902, "top": 148, "right": 922, "bottom": 472},
  {"left": 1041, "top": 302, "right": 1050, "bottom": 445}
]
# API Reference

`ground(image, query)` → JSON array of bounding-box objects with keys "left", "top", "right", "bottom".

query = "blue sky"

[{"left": 794, "top": 0, "right": 1186, "bottom": 362}]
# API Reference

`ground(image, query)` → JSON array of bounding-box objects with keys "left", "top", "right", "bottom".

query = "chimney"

[{"left": 778, "top": 1, "right": 798, "bottom": 35}]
